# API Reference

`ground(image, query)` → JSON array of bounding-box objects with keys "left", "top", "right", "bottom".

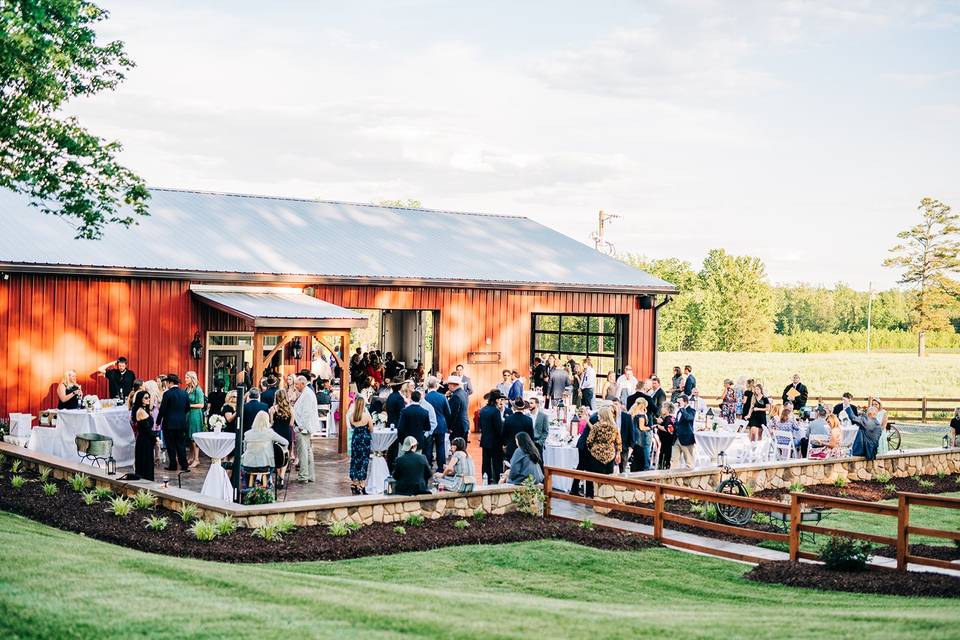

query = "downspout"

[{"left": 651, "top": 294, "right": 673, "bottom": 377}]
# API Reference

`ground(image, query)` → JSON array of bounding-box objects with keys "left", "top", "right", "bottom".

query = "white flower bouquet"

[
  {"left": 82, "top": 395, "right": 99, "bottom": 411},
  {"left": 208, "top": 414, "right": 226, "bottom": 432}
]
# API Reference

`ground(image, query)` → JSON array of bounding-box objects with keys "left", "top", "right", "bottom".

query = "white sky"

[{"left": 67, "top": 0, "right": 960, "bottom": 289}]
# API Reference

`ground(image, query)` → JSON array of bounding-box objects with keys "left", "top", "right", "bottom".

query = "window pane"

[
  {"left": 560, "top": 334, "right": 586, "bottom": 353},
  {"left": 602, "top": 317, "right": 617, "bottom": 334},
  {"left": 603, "top": 336, "right": 616, "bottom": 353},
  {"left": 536, "top": 315, "right": 559, "bottom": 331},
  {"left": 588, "top": 316, "right": 601, "bottom": 332},
  {"left": 561, "top": 316, "right": 587, "bottom": 333},
  {"left": 535, "top": 333, "right": 558, "bottom": 352}
]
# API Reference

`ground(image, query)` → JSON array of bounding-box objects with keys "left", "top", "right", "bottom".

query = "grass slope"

[
  {"left": 656, "top": 351, "right": 960, "bottom": 408},
  {"left": 0, "top": 511, "right": 956, "bottom": 639}
]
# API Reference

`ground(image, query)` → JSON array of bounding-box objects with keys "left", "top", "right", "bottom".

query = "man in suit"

[
  {"left": 260, "top": 375, "right": 279, "bottom": 407},
  {"left": 293, "top": 375, "right": 319, "bottom": 483},
  {"left": 529, "top": 396, "right": 550, "bottom": 455},
  {"left": 393, "top": 436, "right": 432, "bottom": 496},
  {"left": 674, "top": 395, "right": 698, "bottom": 468},
  {"left": 447, "top": 375, "right": 470, "bottom": 442},
  {"left": 242, "top": 388, "right": 269, "bottom": 432},
  {"left": 455, "top": 364, "right": 474, "bottom": 398},
  {"left": 156, "top": 373, "right": 190, "bottom": 471},
  {"left": 508, "top": 370, "right": 524, "bottom": 402},
  {"left": 384, "top": 379, "right": 407, "bottom": 468},
  {"left": 833, "top": 392, "right": 859, "bottom": 419},
  {"left": 547, "top": 365, "right": 570, "bottom": 409},
  {"left": 682, "top": 365, "right": 696, "bottom": 396},
  {"left": 502, "top": 398, "right": 534, "bottom": 460},
  {"left": 479, "top": 390, "right": 505, "bottom": 483},
  {"left": 396, "top": 391, "right": 431, "bottom": 465},
  {"left": 424, "top": 376, "right": 452, "bottom": 472},
  {"left": 782, "top": 373, "right": 809, "bottom": 411}
]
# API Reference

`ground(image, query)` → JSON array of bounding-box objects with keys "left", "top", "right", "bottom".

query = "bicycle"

[{"left": 713, "top": 465, "right": 753, "bottom": 526}]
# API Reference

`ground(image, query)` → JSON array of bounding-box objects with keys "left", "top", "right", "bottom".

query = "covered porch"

[{"left": 191, "top": 285, "right": 368, "bottom": 452}]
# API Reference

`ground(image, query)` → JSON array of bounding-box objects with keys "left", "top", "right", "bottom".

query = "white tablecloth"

[
  {"left": 367, "top": 429, "right": 397, "bottom": 495},
  {"left": 29, "top": 407, "right": 134, "bottom": 467},
  {"left": 193, "top": 432, "right": 235, "bottom": 502},
  {"left": 695, "top": 431, "right": 741, "bottom": 464},
  {"left": 544, "top": 445, "right": 578, "bottom": 492}
]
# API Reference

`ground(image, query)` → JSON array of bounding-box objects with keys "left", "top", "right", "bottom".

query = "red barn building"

[{"left": 0, "top": 188, "right": 675, "bottom": 448}]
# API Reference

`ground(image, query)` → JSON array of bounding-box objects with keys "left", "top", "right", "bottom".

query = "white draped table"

[
  {"left": 29, "top": 407, "right": 135, "bottom": 467},
  {"left": 367, "top": 429, "right": 397, "bottom": 495},
  {"left": 694, "top": 431, "right": 745, "bottom": 465},
  {"left": 193, "top": 432, "right": 235, "bottom": 501},
  {"left": 544, "top": 445, "right": 579, "bottom": 492}
]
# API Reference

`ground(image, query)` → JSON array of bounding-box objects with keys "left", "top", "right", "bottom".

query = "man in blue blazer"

[
  {"left": 479, "top": 390, "right": 505, "bottom": 483},
  {"left": 424, "top": 376, "right": 452, "bottom": 472},
  {"left": 682, "top": 365, "right": 696, "bottom": 396},
  {"left": 447, "top": 376, "right": 470, "bottom": 442},
  {"left": 157, "top": 373, "right": 191, "bottom": 471},
  {"left": 396, "top": 391, "right": 431, "bottom": 464}
]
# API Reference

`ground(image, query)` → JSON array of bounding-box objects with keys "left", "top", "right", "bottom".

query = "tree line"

[{"left": 622, "top": 198, "right": 960, "bottom": 353}]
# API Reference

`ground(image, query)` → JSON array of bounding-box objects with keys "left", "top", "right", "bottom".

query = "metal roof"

[
  {"left": 190, "top": 286, "right": 368, "bottom": 329},
  {"left": 0, "top": 188, "right": 675, "bottom": 293}
]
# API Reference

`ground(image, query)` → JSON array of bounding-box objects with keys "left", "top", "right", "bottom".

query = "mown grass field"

[
  {"left": 656, "top": 351, "right": 960, "bottom": 419},
  {"left": 0, "top": 511, "right": 957, "bottom": 640}
]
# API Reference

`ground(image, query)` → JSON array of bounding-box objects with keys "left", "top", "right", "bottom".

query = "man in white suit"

[{"left": 293, "top": 375, "right": 320, "bottom": 483}]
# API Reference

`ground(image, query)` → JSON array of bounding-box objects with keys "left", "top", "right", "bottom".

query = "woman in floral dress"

[
  {"left": 349, "top": 394, "right": 373, "bottom": 495},
  {"left": 719, "top": 379, "right": 737, "bottom": 424}
]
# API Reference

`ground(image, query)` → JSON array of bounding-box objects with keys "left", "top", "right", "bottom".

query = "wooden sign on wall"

[{"left": 467, "top": 351, "right": 502, "bottom": 364}]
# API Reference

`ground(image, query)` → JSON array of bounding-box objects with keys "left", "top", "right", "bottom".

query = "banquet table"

[
  {"left": 695, "top": 430, "right": 744, "bottom": 465},
  {"left": 193, "top": 432, "right": 235, "bottom": 501},
  {"left": 29, "top": 406, "right": 135, "bottom": 467},
  {"left": 543, "top": 445, "right": 578, "bottom": 492},
  {"left": 367, "top": 429, "right": 397, "bottom": 495}
]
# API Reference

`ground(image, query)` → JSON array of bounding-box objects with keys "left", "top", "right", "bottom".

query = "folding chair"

[{"left": 774, "top": 429, "right": 797, "bottom": 461}]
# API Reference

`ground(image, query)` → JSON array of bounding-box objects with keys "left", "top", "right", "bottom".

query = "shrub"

[
  {"left": 454, "top": 518, "right": 470, "bottom": 530},
  {"left": 132, "top": 489, "right": 157, "bottom": 510},
  {"left": 212, "top": 515, "right": 238, "bottom": 536},
  {"left": 243, "top": 486, "right": 274, "bottom": 505},
  {"left": 883, "top": 483, "right": 897, "bottom": 495},
  {"left": 579, "top": 518, "right": 595, "bottom": 531},
  {"left": 93, "top": 486, "right": 113, "bottom": 501},
  {"left": 10, "top": 459, "right": 23, "bottom": 474},
  {"left": 936, "top": 470, "right": 946, "bottom": 480},
  {"left": 38, "top": 465, "right": 52, "bottom": 482},
  {"left": 821, "top": 536, "right": 872, "bottom": 571},
  {"left": 918, "top": 478, "right": 934, "bottom": 489},
  {"left": 69, "top": 473, "right": 90, "bottom": 492},
  {"left": 144, "top": 515, "right": 169, "bottom": 532},
  {"left": 788, "top": 481, "right": 805, "bottom": 493},
  {"left": 393, "top": 525, "right": 406, "bottom": 535},
  {"left": 177, "top": 502, "right": 199, "bottom": 523},
  {"left": 403, "top": 513, "right": 425, "bottom": 527},
  {"left": 189, "top": 520, "right": 218, "bottom": 542},
  {"left": 41, "top": 481, "right": 58, "bottom": 496},
  {"left": 253, "top": 523, "right": 284, "bottom": 542},
  {"left": 327, "top": 521, "right": 351, "bottom": 537},
  {"left": 690, "top": 502, "right": 718, "bottom": 522},
  {"left": 910, "top": 474, "right": 921, "bottom": 483},
  {"left": 873, "top": 471, "right": 891, "bottom": 484},
  {"left": 833, "top": 476, "right": 848, "bottom": 488},
  {"left": 0, "top": 453, "right": 6, "bottom": 467},
  {"left": 81, "top": 490, "right": 98, "bottom": 505},
  {"left": 276, "top": 516, "right": 298, "bottom": 534},
  {"left": 511, "top": 475, "right": 545, "bottom": 516},
  {"left": 10, "top": 475, "right": 25, "bottom": 489},
  {"left": 472, "top": 508, "right": 486, "bottom": 521},
  {"left": 107, "top": 496, "right": 134, "bottom": 517},
  {"left": 344, "top": 521, "right": 361, "bottom": 533}
]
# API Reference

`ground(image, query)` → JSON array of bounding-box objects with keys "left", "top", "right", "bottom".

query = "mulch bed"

[
  {"left": 745, "top": 561, "right": 960, "bottom": 598},
  {"left": 0, "top": 468, "right": 656, "bottom": 563},
  {"left": 754, "top": 472, "right": 960, "bottom": 502},
  {"left": 874, "top": 544, "right": 960, "bottom": 562}
]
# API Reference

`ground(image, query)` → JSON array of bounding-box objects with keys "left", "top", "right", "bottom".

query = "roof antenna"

[{"left": 589, "top": 210, "right": 620, "bottom": 256}]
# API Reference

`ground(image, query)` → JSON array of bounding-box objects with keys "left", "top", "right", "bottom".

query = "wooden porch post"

[
  {"left": 339, "top": 330, "right": 351, "bottom": 454},
  {"left": 252, "top": 331, "right": 265, "bottom": 391}
]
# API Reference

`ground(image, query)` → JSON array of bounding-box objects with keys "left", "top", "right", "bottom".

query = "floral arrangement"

[
  {"left": 82, "top": 395, "right": 99, "bottom": 410},
  {"left": 208, "top": 414, "right": 226, "bottom": 432}
]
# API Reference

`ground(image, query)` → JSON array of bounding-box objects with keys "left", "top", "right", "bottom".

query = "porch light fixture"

[
  {"left": 190, "top": 332, "right": 203, "bottom": 361},
  {"left": 291, "top": 337, "right": 303, "bottom": 360}
]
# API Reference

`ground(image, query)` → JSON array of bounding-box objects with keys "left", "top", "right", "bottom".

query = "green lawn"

[{"left": 0, "top": 512, "right": 956, "bottom": 639}]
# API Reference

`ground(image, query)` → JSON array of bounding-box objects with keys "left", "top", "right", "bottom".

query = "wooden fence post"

[
  {"left": 789, "top": 492, "right": 801, "bottom": 561},
  {"left": 543, "top": 468, "right": 552, "bottom": 519},
  {"left": 653, "top": 484, "right": 663, "bottom": 542},
  {"left": 896, "top": 493, "right": 908, "bottom": 571},
  {"left": 921, "top": 397, "right": 928, "bottom": 423}
]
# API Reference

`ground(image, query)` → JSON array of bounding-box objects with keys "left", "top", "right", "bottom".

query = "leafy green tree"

[
  {"left": 1, "top": 0, "right": 148, "bottom": 239},
  {"left": 883, "top": 197, "right": 960, "bottom": 356},
  {"left": 698, "top": 249, "right": 774, "bottom": 351},
  {"left": 620, "top": 254, "right": 702, "bottom": 350}
]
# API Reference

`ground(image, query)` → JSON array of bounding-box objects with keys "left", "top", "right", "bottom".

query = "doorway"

[{"left": 351, "top": 309, "right": 438, "bottom": 374}]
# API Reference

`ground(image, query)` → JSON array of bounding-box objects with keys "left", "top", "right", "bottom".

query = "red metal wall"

[
  {"left": 311, "top": 285, "right": 656, "bottom": 411},
  {"left": 0, "top": 274, "right": 655, "bottom": 418}
]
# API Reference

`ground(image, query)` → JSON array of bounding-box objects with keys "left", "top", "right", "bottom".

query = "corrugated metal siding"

[
  {"left": 0, "top": 274, "right": 653, "bottom": 418},
  {"left": 310, "top": 284, "right": 655, "bottom": 414}
]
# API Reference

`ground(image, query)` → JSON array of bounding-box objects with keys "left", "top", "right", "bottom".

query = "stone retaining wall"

[
  {"left": 589, "top": 448, "right": 960, "bottom": 509},
  {"left": 0, "top": 441, "right": 518, "bottom": 528}
]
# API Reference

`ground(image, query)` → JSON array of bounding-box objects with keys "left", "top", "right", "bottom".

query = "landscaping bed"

[
  {"left": 754, "top": 472, "right": 960, "bottom": 502},
  {"left": 0, "top": 465, "right": 656, "bottom": 563},
  {"left": 745, "top": 560, "right": 960, "bottom": 598},
  {"left": 874, "top": 543, "right": 960, "bottom": 562}
]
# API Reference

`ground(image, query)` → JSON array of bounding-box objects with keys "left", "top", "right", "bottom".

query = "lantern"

[
  {"left": 717, "top": 450, "right": 727, "bottom": 468},
  {"left": 106, "top": 456, "right": 117, "bottom": 476},
  {"left": 190, "top": 332, "right": 203, "bottom": 361},
  {"left": 291, "top": 337, "right": 303, "bottom": 360},
  {"left": 943, "top": 434, "right": 951, "bottom": 449}
]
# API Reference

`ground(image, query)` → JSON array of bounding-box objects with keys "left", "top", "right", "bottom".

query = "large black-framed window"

[{"left": 530, "top": 313, "right": 626, "bottom": 381}]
